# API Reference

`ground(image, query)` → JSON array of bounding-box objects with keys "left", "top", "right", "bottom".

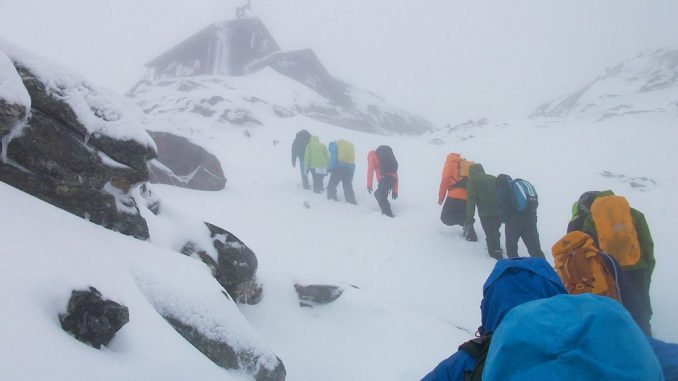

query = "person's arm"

[
  {"left": 328, "top": 142, "right": 337, "bottom": 172},
  {"left": 304, "top": 144, "right": 311, "bottom": 170},
  {"left": 367, "top": 151, "right": 376, "bottom": 192},
  {"left": 420, "top": 350, "right": 477, "bottom": 381},
  {"left": 393, "top": 173, "right": 399, "bottom": 196},
  {"left": 291, "top": 140, "right": 297, "bottom": 167},
  {"left": 632, "top": 209, "right": 655, "bottom": 274},
  {"left": 466, "top": 177, "right": 477, "bottom": 223}
]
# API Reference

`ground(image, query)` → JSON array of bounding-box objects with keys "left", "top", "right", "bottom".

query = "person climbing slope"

[
  {"left": 303, "top": 135, "right": 329, "bottom": 194},
  {"left": 466, "top": 163, "right": 502, "bottom": 259},
  {"left": 496, "top": 174, "right": 545, "bottom": 258},
  {"left": 367, "top": 145, "right": 398, "bottom": 217},
  {"left": 291, "top": 129, "right": 312, "bottom": 189},
  {"left": 327, "top": 139, "right": 356, "bottom": 204},
  {"left": 438, "top": 153, "right": 476, "bottom": 241}
]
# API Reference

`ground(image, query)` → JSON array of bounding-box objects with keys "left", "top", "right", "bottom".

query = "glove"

[
  {"left": 367, "top": 187, "right": 373, "bottom": 194},
  {"left": 438, "top": 199, "right": 443, "bottom": 205},
  {"left": 305, "top": 168, "right": 311, "bottom": 175},
  {"left": 292, "top": 161, "right": 296, "bottom": 168},
  {"left": 392, "top": 192, "right": 398, "bottom": 200}
]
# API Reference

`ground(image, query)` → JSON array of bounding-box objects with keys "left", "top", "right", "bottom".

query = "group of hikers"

[
  {"left": 292, "top": 131, "right": 677, "bottom": 380},
  {"left": 291, "top": 130, "right": 399, "bottom": 216}
]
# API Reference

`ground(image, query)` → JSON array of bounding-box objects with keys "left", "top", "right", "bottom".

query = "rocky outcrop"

[
  {"left": 181, "top": 222, "right": 262, "bottom": 304},
  {"left": 0, "top": 47, "right": 156, "bottom": 239},
  {"left": 147, "top": 130, "right": 226, "bottom": 191}
]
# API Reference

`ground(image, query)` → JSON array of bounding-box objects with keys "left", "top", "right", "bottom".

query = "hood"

[
  {"left": 480, "top": 258, "right": 566, "bottom": 334},
  {"left": 483, "top": 294, "right": 663, "bottom": 381},
  {"left": 469, "top": 163, "right": 485, "bottom": 177},
  {"left": 296, "top": 129, "right": 311, "bottom": 140},
  {"left": 309, "top": 136, "right": 319, "bottom": 143}
]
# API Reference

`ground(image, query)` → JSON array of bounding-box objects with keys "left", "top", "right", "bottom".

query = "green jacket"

[
  {"left": 303, "top": 136, "right": 329, "bottom": 169},
  {"left": 466, "top": 163, "right": 501, "bottom": 221},
  {"left": 573, "top": 190, "right": 655, "bottom": 273}
]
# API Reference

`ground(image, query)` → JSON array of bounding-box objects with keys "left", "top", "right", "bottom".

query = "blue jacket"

[
  {"left": 484, "top": 294, "right": 664, "bottom": 381},
  {"left": 649, "top": 337, "right": 678, "bottom": 381},
  {"left": 420, "top": 258, "right": 566, "bottom": 381}
]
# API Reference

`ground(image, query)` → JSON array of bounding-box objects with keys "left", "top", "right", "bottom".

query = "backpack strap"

[{"left": 459, "top": 335, "right": 492, "bottom": 381}]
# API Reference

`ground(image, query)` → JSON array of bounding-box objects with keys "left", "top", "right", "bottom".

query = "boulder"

[
  {"left": 294, "top": 284, "right": 345, "bottom": 307},
  {"left": 166, "top": 315, "right": 286, "bottom": 381},
  {"left": 0, "top": 49, "right": 30, "bottom": 139},
  {"left": 147, "top": 130, "right": 226, "bottom": 191},
  {"left": 0, "top": 47, "right": 156, "bottom": 239},
  {"left": 181, "top": 222, "right": 262, "bottom": 304},
  {"left": 59, "top": 287, "right": 129, "bottom": 349}
]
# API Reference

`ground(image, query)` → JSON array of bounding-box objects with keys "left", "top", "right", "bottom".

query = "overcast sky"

[{"left": 1, "top": 0, "right": 677, "bottom": 124}]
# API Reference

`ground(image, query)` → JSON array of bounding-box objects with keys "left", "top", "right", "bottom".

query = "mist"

[{"left": 1, "top": 0, "right": 677, "bottom": 123}]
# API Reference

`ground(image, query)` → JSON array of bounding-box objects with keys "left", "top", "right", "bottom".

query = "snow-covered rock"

[
  {"left": 147, "top": 130, "right": 226, "bottom": 191},
  {"left": 0, "top": 42, "right": 156, "bottom": 239},
  {"left": 0, "top": 49, "right": 30, "bottom": 138},
  {"left": 531, "top": 49, "right": 678, "bottom": 121}
]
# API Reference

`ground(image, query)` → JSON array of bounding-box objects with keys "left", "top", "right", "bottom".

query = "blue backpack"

[{"left": 510, "top": 178, "right": 538, "bottom": 213}]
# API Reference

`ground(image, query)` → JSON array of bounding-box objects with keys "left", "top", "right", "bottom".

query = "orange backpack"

[
  {"left": 551, "top": 231, "right": 620, "bottom": 301},
  {"left": 590, "top": 195, "right": 641, "bottom": 267},
  {"left": 459, "top": 159, "right": 473, "bottom": 178}
]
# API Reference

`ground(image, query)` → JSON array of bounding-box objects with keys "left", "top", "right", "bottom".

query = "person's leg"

[
  {"left": 625, "top": 268, "right": 653, "bottom": 320},
  {"left": 375, "top": 176, "right": 394, "bottom": 217},
  {"left": 504, "top": 216, "right": 520, "bottom": 259},
  {"left": 326, "top": 170, "right": 340, "bottom": 200},
  {"left": 521, "top": 213, "right": 545, "bottom": 258},
  {"left": 300, "top": 162, "right": 310, "bottom": 190},
  {"left": 480, "top": 216, "right": 503, "bottom": 259},
  {"left": 312, "top": 172, "right": 323, "bottom": 193},
  {"left": 440, "top": 198, "right": 466, "bottom": 227},
  {"left": 343, "top": 167, "right": 356, "bottom": 204}
]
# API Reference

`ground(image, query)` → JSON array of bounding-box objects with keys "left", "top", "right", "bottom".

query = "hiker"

[
  {"left": 552, "top": 230, "right": 652, "bottom": 336},
  {"left": 466, "top": 163, "right": 502, "bottom": 259},
  {"left": 303, "top": 136, "right": 329, "bottom": 193},
  {"left": 438, "top": 153, "right": 476, "bottom": 241},
  {"left": 567, "top": 190, "right": 655, "bottom": 324},
  {"left": 291, "top": 129, "right": 312, "bottom": 190},
  {"left": 420, "top": 258, "right": 569, "bottom": 381},
  {"left": 496, "top": 174, "right": 545, "bottom": 258},
  {"left": 482, "top": 294, "right": 663, "bottom": 381},
  {"left": 367, "top": 145, "right": 398, "bottom": 217},
  {"left": 327, "top": 139, "right": 356, "bottom": 204},
  {"left": 420, "top": 258, "right": 676, "bottom": 381}
]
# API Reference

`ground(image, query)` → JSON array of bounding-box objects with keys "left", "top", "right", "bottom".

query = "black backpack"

[
  {"left": 375, "top": 145, "right": 398, "bottom": 174},
  {"left": 459, "top": 335, "right": 492, "bottom": 381}
]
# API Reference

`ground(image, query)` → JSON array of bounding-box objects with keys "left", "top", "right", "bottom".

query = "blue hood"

[{"left": 480, "top": 258, "right": 566, "bottom": 334}]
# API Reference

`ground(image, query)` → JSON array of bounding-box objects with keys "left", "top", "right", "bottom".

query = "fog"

[{"left": 2, "top": 0, "right": 677, "bottom": 124}]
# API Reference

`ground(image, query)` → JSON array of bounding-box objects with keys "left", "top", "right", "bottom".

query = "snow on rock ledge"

[
  {"left": 0, "top": 49, "right": 30, "bottom": 139},
  {"left": 0, "top": 42, "right": 156, "bottom": 239}
]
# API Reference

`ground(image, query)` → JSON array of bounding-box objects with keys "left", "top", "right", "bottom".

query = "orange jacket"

[
  {"left": 438, "top": 153, "right": 467, "bottom": 203},
  {"left": 367, "top": 150, "right": 399, "bottom": 194}
]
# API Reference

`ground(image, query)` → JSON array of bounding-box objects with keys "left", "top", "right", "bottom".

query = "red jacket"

[
  {"left": 367, "top": 150, "right": 399, "bottom": 194},
  {"left": 438, "top": 153, "right": 467, "bottom": 204}
]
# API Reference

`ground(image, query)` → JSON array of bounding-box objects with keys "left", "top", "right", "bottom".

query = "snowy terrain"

[{"left": 3, "top": 92, "right": 677, "bottom": 381}]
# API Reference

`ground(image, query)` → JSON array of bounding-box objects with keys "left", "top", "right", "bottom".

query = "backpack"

[
  {"left": 510, "top": 178, "right": 538, "bottom": 213},
  {"left": 551, "top": 231, "right": 620, "bottom": 302},
  {"left": 589, "top": 195, "right": 641, "bottom": 267},
  {"left": 336, "top": 140, "right": 355, "bottom": 165},
  {"left": 460, "top": 335, "right": 492, "bottom": 381},
  {"left": 459, "top": 159, "right": 473, "bottom": 178},
  {"left": 375, "top": 145, "right": 398, "bottom": 174}
]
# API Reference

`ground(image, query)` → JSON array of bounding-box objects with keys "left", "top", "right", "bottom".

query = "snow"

[
  {"left": 0, "top": 40, "right": 156, "bottom": 152},
  {"left": 0, "top": 48, "right": 30, "bottom": 111}
]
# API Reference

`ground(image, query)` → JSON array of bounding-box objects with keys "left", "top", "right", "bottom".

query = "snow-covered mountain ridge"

[{"left": 532, "top": 49, "right": 678, "bottom": 121}]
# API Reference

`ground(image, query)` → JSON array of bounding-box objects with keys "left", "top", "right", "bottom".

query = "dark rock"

[
  {"left": 147, "top": 130, "right": 226, "bottom": 191},
  {"left": 0, "top": 98, "right": 28, "bottom": 139},
  {"left": 294, "top": 284, "right": 345, "bottom": 307},
  {"left": 180, "top": 222, "right": 262, "bottom": 304},
  {"left": 219, "top": 108, "right": 262, "bottom": 125},
  {"left": 164, "top": 316, "right": 286, "bottom": 381},
  {"left": 59, "top": 287, "right": 129, "bottom": 349}
]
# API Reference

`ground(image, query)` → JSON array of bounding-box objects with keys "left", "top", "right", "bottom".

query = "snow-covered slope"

[{"left": 531, "top": 49, "right": 678, "bottom": 121}]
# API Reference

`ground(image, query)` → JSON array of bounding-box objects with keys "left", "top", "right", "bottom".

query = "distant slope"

[{"left": 531, "top": 49, "right": 678, "bottom": 121}]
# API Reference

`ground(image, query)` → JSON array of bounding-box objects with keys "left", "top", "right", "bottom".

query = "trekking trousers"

[
  {"left": 440, "top": 197, "right": 466, "bottom": 227},
  {"left": 327, "top": 166, "right": 356, "bottom": 203},
  {"left": 299, "top": 161, "right": 310, "bottom": 189},
  {"left": 505, "top": 212, "right": 545, "bottom": 259},
  {"left": 480, "top": 215, "right": 503, "bottom": 259},
  {"left": 624, "top": 268, "right": 653, "bottom": 320},
  {"left": 375, "top": 175, "right": 395, "bottom": 216},
  {"left": 310, "top": 171, "right": 326, "bottom": 193}
]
